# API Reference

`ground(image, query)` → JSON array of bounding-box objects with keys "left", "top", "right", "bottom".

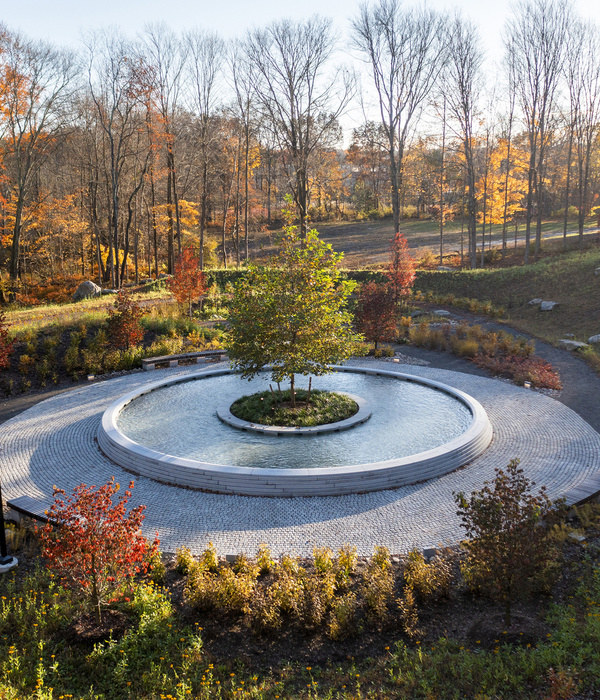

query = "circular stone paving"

[{"left": 1, "top": 359, "right": 600, "bottom": 557}]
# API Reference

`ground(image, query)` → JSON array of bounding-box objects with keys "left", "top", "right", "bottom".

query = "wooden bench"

[
  {"left": 6, "top": 495, "right": 55, "bottom": 524},
  {"left": 141, "top": 350, "right": 228, "bottom": 371}
]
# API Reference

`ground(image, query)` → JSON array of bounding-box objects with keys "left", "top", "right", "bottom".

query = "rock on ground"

[
  {"left": 72, "top": 281, "right": 101, "bottom": 302},
  {"left": 558, "top": 339, "right": 589, "bottom": 351},
  {"left": 540, "top": 301, "right": 559, "bottom": 311}
]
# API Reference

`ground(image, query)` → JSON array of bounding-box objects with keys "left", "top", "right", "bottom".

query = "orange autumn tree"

[
  {"left": 39, "top": 478, "right": 158, "bottom": 622},
  {"left": 167, "top": 246, "right": 206, "bottom": 317},
  {"left": 386, "top": 232, "right": 416, "bottom": 304}
]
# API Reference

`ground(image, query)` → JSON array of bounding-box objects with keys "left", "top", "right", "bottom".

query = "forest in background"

[{"left": 0, "top": 0, "right": 599, "bottom": 296}]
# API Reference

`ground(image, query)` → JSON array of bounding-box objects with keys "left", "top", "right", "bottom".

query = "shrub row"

[
  {"left": 408, "top": 321, "right": 562, "bottom": 390},
  {"left": 179, "top": 543, "right": 454, "bottom": 640}
]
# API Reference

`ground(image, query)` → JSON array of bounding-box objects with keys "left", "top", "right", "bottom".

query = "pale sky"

[{"left": 3, "top": 0, "right": 600, "bottom": 59}]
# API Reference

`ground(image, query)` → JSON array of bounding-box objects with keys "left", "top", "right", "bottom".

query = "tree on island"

[{"left": 226, "top": 205, "right": 363, "bottom": 407}]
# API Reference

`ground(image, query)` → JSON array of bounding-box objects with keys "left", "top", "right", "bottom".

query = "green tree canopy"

[{"left": 225, "top": 221, "right": 362, "bottom": 405}]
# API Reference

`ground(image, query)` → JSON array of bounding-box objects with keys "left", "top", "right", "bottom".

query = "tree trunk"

[{"left": 562, "top": 127, "right": 574, "bottom": 249}]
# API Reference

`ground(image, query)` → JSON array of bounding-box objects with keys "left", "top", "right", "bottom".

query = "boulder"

[
  {"left": 72, "top": 280, "right": 101, "bottom": 302},
  {"left": 101, "top": 288, "right": 118, "bottom": 295},
  {"left": 540, "top": 301, "right": 559, "bottom": 311},
  {"left": 528, "top": 298, "right": 543, "bottom": 305},
  {"left": 432, "top": 309, "right": 452, "bottom": 317},
  {"left": 158, "top": 273, "right": 172, "bottom": 279},
  {"left": 588, "top": 334, "right": 600, "bottom": 344},
  {"left": 558, "top": 339, "right": 589, "bottom": 351}
]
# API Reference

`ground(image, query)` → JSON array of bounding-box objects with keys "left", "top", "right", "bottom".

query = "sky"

[
  {"left": 4, "top": 0, "right": 600, "bottom": 62},
  {"left": 2, "top": 0, "right": 600, "bottom": 138}
]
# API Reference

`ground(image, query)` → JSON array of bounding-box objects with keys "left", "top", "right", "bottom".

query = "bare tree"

[
  {"left": 0, "top": 27, "right": 78, "bottom": 283},
  {"left": 139, "top": 23, "right": 188, "bottom": 271},
  {"left": 86, "top": 29, "right": 147, "bottom": 288},
  {"left": 504, "top": 0, "right": 571, "bottom": 262},
  {"left": 567, "top": 20, "right": 600, "bottom": 244},
  {"left": 352, "top": 0, "right": 444, "bottom": 236},
  {"left": 186, "top": 29, "right": 225, "bottom": 269},
  {"left": 441, "top": 13, "right": 483, "bottom": 268},
  {"left": 229, "top": 41, "right": 256, "bottom": 264},
  {"left": 500, "top": 59, "right": 517, "bottom": 257},
  {"left": 245, "top": 16, "right": 354, "bottom": 236}
]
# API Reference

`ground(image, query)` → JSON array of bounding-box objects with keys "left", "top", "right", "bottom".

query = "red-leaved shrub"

[
  {"left": 107, "top": 290, "right": 145, "bottom": 349},
  {"left": 167, "top": 246, "right": 206, "bottom": 317},
  {"left": 472, "top": 354, "right": 562, "bottom": 391},
  {"left": 355, "top": 282, "right": 397, "bottom": 349},
  {"left": 39, "top": 477, "right": 158, "bottom": 621},
  {"left": 387, "top": 232, "right": 416, "bottom": 302}
]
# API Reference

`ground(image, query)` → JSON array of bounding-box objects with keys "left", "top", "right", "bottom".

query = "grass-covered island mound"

[{"left": 230, "top": 388, "right": 358, "bottom": 427}]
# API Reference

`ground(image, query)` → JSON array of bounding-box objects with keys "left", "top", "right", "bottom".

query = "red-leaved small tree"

[
  {"left": 107, "top": 290, "right": 145, "bottom": 350},
  {"left": 39, "top": 478, "right": 158, "bottom": 621},
  {"left": 387, "top": 232, "right": 417, "bottom": 303},
  {"left": 167, "top": 246, "right": 206, "bottom": 317},
  {"left": 0, "top": 308, "right": 15, "bottom": 370},
  {"left": 355, "top": 282, "right": 397, "bottom": 349}
]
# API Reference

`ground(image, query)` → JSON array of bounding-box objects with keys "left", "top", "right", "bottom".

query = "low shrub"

[
  {"left": 472, "top": 354, "right": 563, "bottom": 390},
  {"left": 329, "top": 591, "right": 359, "bottom": 640},
  {"left": 256, "top": 543, "right": 275, "bottom": 575},
  {"left": 397, "top": 586, "right": 420, "bottom": 639},
  {"left": 449, "top": 335, "right": 480, "bottom": 358},
  {"left": 175, "top": 546, "right": 196, "bottom": 575},
  {"left": 199, "top": 541, "right": 219, "bottom": 572},
  {"left": 362, "top": 546, "right": 394, "bottom": 622},
  {"left": 313, "top": 546, "right": 334, "bottom": 574},
  {"left": 403, "top": 549, "right": 452, "bottom": 602},
  {"left": 335, "top": 544, "right": 358, "bottom": 589},
  {"left": 18, "top": 353, "right": 35, "bottom": 375},
  {"left": 408, "top": 320, "right": 560, "bottom": 389},
  {"left": 185, "top": 561, "right": 258, "bottom": 615}
]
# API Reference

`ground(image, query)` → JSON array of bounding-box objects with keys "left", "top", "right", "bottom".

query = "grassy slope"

[
  {"left": 5, "top": 290, "right": 170, "bottom": 337},
  {"left": 415, "top": 247, "right": 600, "bottom": 345}
]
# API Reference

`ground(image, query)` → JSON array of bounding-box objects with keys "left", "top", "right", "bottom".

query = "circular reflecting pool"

[
  {"left": 117, "top": 371, "right": 471, "bottom": 469},
  {"left": 98, "top": 366, "right": 493, "bottom": 496}
]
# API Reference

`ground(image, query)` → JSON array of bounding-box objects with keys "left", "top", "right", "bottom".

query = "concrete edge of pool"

[{"left": 97, "top": 365, "right": 493, "bottom": 497}]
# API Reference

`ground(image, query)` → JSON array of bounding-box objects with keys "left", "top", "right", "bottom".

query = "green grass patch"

[{"left": 230, "top": 388, "right": 358, "bottom": 427}]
